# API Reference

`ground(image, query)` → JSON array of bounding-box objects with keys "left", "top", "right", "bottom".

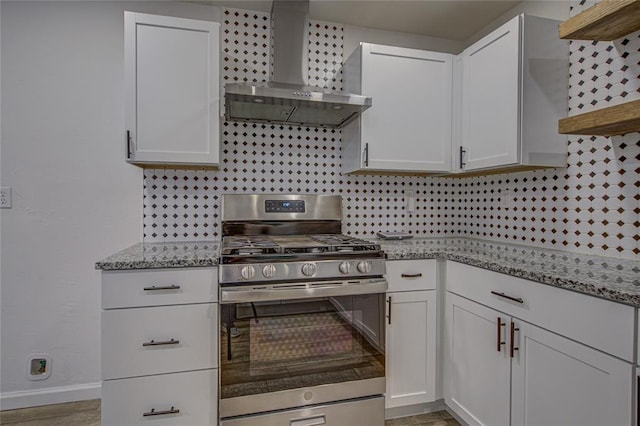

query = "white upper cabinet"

[
  {"left": 454, "top": 14, "right": 568, "bottom": 173},
  {"left": 124, "top": 12, "right": 220, "bottom": 167},
  {"left": 342, "top": 43, "right": 453, "bottom": 174}
]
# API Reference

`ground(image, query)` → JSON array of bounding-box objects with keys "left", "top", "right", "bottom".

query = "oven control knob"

[
  {"left": 357, "top": 261, "right": 372, "bottom": 274},
  {"left": 262, "top": 264, "right": 277, "bottom": 278},
  {"left": 301, "top": 263, "right": 317, "bottom": 277},
  {"left": 240, "top": 265, "right": 256, "bottom": 280},
  {"left": 339, "top": 262, "right": 352, "bottom": 274}
]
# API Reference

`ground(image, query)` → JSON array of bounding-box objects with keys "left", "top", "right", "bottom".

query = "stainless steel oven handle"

[
  {"left": 220, "top": 278, "right": 388, "bottom": 303},
  {"left": 290, "top": 415, "right": 326, "bottom": 426}
]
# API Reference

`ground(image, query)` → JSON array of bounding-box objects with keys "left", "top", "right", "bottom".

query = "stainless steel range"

[{"left": 219, "top": 194, "right": 387, "bottom": 426}]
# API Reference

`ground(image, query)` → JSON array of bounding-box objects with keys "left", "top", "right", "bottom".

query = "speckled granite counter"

[
  {"left": 96, "top": 238, "right": 640, "bottom": 307},
  {"left": 380, "top": 237, "right": 640, "bottom": 307},
  {"left": 95, "top": 241, "right": 220, "bottom": 270}
]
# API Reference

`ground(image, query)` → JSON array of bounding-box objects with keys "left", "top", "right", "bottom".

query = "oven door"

[{"left": 219, "top": 278, "right": 387, "bottom": 419}]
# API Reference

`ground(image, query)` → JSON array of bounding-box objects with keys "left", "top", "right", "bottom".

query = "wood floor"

[{"left": 0, "top": 400, "right": 460, "bottom": 425}]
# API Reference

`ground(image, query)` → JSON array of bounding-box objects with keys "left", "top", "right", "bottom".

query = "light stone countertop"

[
  {"left": 95, "top": 241, "right": 220, "bottom": 270},
  {"left": 96, "top": 237, "right": 640, "bottom": 307},
  {"left": 380, "top": 237, "right": 640, "bottom": 306}
]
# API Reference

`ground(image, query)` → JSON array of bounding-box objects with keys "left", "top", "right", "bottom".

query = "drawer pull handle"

[
  {"left": 496, "top": 317, "right": 506, "bottom": 352},
  {"left": 400, "top": 273, "right": 422, "bottom": 278},
  {"left": 142, "top": 338, "right": 180, "bottom": 347},
  {"left": 143, "top": 285, "right": 181, "bottom": 291},
  {"left": 491, "top": 291, "right": 524, "bottom": 304},
  {"left": 143, "top": 406, "right": 180, "bottom": 417},
  {"left": 510, "top": 321, "right": 520, "bottom": 358}
]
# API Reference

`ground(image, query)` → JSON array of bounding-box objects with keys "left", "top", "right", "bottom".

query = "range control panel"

[{"left": 265, "top": 200, "right": 306, "bottom": 213}]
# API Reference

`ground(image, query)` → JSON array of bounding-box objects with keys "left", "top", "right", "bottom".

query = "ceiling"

[{"left": 197, "top": 0, "right": 522, "bottom": 41}]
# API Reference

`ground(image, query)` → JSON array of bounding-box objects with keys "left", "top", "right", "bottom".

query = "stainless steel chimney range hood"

[{"left": 223, "top": 0, "right": 372, "bottom": 129}]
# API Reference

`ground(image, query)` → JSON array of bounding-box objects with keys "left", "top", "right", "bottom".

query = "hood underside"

[
  {"left": 224, "top": 81, "right": 371, "bottom": 128},
  {"left": 223, "top": 0, "right": 372, "bottom": 128}
]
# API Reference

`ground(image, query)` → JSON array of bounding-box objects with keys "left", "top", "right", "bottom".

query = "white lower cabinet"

[
  {"left": 511, "top": 321, "right": 632, "bottom": 426},
  {"left": 102, "top": 369, "right": 218, "bottom": 425},
  {"left": 385, "top": 260, "right": 437, "bottom": 409},
  {"left": 386, "top": 290, "right": 437, "bottom": 408},
  {"left": 444, "top": 262, "right": 634, "bottom": 426},
  {"left": 101, "top": 267, "right": 219, "bottom": 425},
  {"left": 445, "top": 293, "right": 510, "bottom": 426},
  {"left": 102, "top": 303, "right": 218, "bottom": 380}
]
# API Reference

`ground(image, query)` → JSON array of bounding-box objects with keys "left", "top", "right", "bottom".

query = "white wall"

[{"left": 0, "top": 0, "right": 220, "bottom": 409}]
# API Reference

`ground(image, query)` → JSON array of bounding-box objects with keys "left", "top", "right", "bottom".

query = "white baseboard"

[
  {"left": 0, "top": 382, "right": 101, "bottom": 411},
  {"left": 385, "top": 399, "right": 446, "bottom": 420}
]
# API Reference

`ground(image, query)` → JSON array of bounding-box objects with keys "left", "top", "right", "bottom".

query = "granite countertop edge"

[
  {"left": 383, "top": 245, "right": 640, "bottom": 307},
  {"left": 95, "top": 258, "right": 219, "bottom": 270},
  {"left": 96, "top": 239, "right": 640, "bottom": 307},
  {"left": 95, "top": 241, "right": 220, "bottom": 271}
]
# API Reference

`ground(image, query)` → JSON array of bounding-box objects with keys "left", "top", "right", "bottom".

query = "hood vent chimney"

[{"left": 223, "top": 0, "right": 372, "bottom": 128}]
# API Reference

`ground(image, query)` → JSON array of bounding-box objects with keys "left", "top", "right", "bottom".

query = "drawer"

[
  {"left": 102, "top": 268, "right": 217, "bottom": 309},
  {"left": 102, "top": 303, "right": 218, "bottom": 379},
  {"left": 446, "top": 261, "right": 635, "bottom": 362},
  {"left": 386, "top": 259, "right": 437, "bottom": 292},
  {"left": 102, "top": 369, "right": 217, "bottom": 426},
  {"left": 221, "top": 395, "right": 384, "bottom": 426}
]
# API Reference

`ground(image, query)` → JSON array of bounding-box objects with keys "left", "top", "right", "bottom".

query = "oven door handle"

[
  {"left": 290, "top": 415, "right": 326, "bottom": 426},
  {"left": 220, "top": 278, "right": 388, "bottom": 303}
]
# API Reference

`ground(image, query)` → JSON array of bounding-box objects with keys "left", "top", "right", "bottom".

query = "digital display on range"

[{"left": 265, "top": 200, "right": 305, "bottom": 213}]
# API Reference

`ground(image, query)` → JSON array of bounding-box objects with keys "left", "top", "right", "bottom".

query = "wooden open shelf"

[
  {"left": 558, "top": 99, "right": 640, "bottom": 136},
  {"left": 559, "top": 0, "right": 640, "bottom": 40}
]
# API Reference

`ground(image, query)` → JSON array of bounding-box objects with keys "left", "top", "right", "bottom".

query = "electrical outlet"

[
  {"left": 499, "top": 190, "right": 512, "bottom": 209},
  {"left": 405, "top": 190, "right": 416, "bottom": 213},
  {"left": 0, "top": 187, "right": 12, "bottom": 209},
  {"left": 27, "top": 353, "right": 52, "bottom": 381}
]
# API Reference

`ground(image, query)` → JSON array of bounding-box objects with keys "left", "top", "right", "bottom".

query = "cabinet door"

[
  {"left": 445, "top": 293, "right": 510, "bottom": 426},
  {"left": 386, "top": 290, "right": 437, "bottom": 408},
  {"left": 124, "top": 12, "right": 220, "bottom": 166},
  {"left": 461, "top": 15, "right": 520, "bottom": 171},
  {"left": 361, "top": 44, "right": 452, "bottom": 172},
  {"left": 511, "top": 321, "right": 633, "bottom": 426}
]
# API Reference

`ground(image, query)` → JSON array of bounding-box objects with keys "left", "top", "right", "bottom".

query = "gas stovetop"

[
  {"left": 218, "top": 194, "right": 386, "bottom": 284},
  {"left": 221, "top": 234, "right": 381, "bottom": 257},
  {"left": 219, "top": 234, "right": 385, "bottom": 284}
]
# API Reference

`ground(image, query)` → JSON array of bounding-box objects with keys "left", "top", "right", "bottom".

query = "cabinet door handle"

[
  {"left": 401, "top": 273, "right": 422, "bottom": 278},
  {"left": 491, "top": 291, "right": 524, "bottom": 304},
  {"left": 143, "top": 406, "right": 180, "bottom": 417},
  {"left": 510, "top": 321, "right": 520, "bottom": 358},
  {"left": 497, "top": 317, "right": 506, "bottom": 352},
  {"left": 364, "top": 143, "right": 369, "bottom": 167},
  {"left": 142, "top": 338, "right": 180, "bottom": 347},
  {"left": 126, "top": 130, "right": 132, "bottom": 159},
  {"left": 459, "top": 146, "right": 466, "bottom": 169},
  {"left": 387, "top": 296, "right": 392, "bottom": 325},
  {"left": 143, "top": 285, "right": 181, "bottom": 291}
]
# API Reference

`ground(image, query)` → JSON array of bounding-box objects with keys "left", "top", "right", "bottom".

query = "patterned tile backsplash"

[{"left": 143, "top": 2, "right": 640, "bottom": 260}]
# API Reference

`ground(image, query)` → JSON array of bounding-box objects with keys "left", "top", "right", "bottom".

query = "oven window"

[{"left": 219, "top": 294, "right": 386, "bottom": 399}]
